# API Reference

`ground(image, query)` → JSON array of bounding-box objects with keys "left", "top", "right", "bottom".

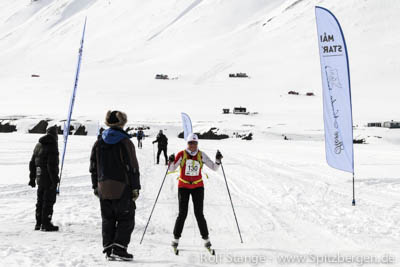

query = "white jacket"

[{"left": 169, "top": 149, "right": 220, "bottom": 172}]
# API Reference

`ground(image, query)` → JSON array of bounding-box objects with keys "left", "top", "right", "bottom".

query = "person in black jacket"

[
  {"left": 152, "top": 130, "right": 168, "bottom": 165},
  {"left": 137, "top": 128, "right": 144, "bottom": 149},
  {"left": 90, "top": 110, "right": 140, "bottom": 261},
  {"left": 29, "top": 126, "right": 60, "bottom": 232}
]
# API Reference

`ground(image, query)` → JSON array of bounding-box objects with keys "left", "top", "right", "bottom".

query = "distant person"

[
  {"left": 29, "top": 126, "right": 60, "bottom": 232},
  {"left": 137, "top": 128, "right": 144, "bottom": 149},
  {"left": 152, "top": 130, "right": 168, "bottom": 165},
  {"left": 90, "top": 110, "right": 141, "bottom": 261},
  {"left": 168, "top": 133, "right": 223, "bottom": 253}
]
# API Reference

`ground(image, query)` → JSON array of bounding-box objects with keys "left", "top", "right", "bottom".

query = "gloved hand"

[
  {"left": 132, "top": 189, "right": 140, "bottom": 202},
  {"left": 94, "top": 188, "right": 99, "bottom": 198},
  {"left": 168, "top": 154, "right": 175, "bottom": 164},
  {"left": 216, "top": 150, "right": 223, "bottom": 164},
  {"left": 28, "top": 179, "right": 36, "bottom": 188}
]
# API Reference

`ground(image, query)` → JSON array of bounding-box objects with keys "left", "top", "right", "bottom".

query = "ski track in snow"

[
  {"left": 147, "top": 0, "right": 204, "bottom": 41},
  {"left": 0, "top": 134, "right": 400, "bottom": 266}
]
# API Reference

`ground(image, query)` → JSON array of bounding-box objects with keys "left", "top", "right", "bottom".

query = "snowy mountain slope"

[{"left": 0, "top": 0, "right": 399, "bottom": 123}]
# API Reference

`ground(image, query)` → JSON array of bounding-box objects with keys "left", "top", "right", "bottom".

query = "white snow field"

[{"left": 0, "top": 0, "right": 400, "bottom": 266}]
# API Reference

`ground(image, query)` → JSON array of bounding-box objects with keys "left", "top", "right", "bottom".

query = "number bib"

[{"left": 184, "top": 159, "right": 201, "bottom": 176}]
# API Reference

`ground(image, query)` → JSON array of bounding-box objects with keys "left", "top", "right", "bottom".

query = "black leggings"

[
  {"left": 157, "top": 147, "right": 168, "bottom": 164},
  {"left": 173, "top": 187, "right": 209, "bottom": 239}
]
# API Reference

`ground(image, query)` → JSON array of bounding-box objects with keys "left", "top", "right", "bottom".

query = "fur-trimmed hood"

[{"left": 105, "top": 110, "right": 127, "bottom": 128}]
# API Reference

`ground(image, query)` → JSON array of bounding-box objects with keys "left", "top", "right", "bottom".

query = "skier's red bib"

[{"left": 176, "top": 150, "right": 204, "bottom": 189}]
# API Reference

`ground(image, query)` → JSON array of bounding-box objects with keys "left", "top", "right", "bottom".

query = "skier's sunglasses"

[{"left": 188, "top": 141, "right": 198, "bottom": 145}]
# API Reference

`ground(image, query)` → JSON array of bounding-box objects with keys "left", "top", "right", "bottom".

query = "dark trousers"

[
  {"left": 173, "top": 187, "right": 209, "bottom": 239},
  {"left": 36, "top": 186, "right": 57, "bottom": 226},
  {"left": 137, "top": 139, "right": 142, "bottom": 149},
  {"left": 157, "top": 147, "right": 168, "bottom": 164},
  {"left": 100, "top": 188, "right": 135, "bottom": 249}
]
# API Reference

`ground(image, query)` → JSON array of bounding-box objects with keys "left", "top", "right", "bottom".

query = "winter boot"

[
  {"left": 35, "top": 212, "right": 42, "bottom": 231},
  {"left": 171, "top": 238, "right": 179, "bottom": 248},
  {"left": 111, "top": 245, "right": 133, "bottom": 261},
  {"left": 203, "top": 237, "right": 215, "bottom": 255},
  {"left": 171, "top": 238, "right": 179, "bottom": 255},
  {"left": 41, "top": 222, "right": 59, "bottom": 232},
  {"left": 203, "top": 238, "right": 212, "bottom": 248},
  {"left": 103, "top": 244, "right": 115, "bottom": 261}
]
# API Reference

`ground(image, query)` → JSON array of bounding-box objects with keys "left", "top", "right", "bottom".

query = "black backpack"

[{"left": 97, "top": 138, "right": 130, "bottom": 185}]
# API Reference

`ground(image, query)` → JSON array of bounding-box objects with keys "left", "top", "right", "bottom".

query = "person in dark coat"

[
  {"left": 90, "top": 110, "right": 141, "bottom": 261},
  {"left": 152, "top": 130, "right": 168, "bottom": 165},
  {"left": 137, "top": 129, "right": 144, "bottom": 149},
  {"left": 29, "top": 126, "right": 60, "bottom": 231}
]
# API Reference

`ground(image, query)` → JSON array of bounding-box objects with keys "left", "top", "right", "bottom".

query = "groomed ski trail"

[{"left": 0, "top": 134, "right": 399, "bottom": 266}]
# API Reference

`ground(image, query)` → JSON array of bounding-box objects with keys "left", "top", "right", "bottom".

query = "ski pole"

[
  {"left": 220, "top": 161, "right": 243, "bottom": 243},
  {"left": 140, "top": 165, "right": 170, "bottom": 244}
]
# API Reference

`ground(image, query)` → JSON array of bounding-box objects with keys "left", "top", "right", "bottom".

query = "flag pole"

[
  {"left": 352, "top": 172, "right": 355, "bottom": 206},
  {"left": 58, "top": 17, "right": 87, "bottom": 194}
]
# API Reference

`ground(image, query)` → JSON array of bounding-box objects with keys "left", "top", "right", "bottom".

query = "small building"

[
  {"left": 288, "top": 90, "right": 299, "bottom": 95},
  {"left": 236, "top": 73, "right": 248, "bottom": 78},
  {"left": 155, "top": 74, "right": 169, "bottom": 80},
  {"left": 383, "top": 121, "right": 400, "bottom": 129},
  {"left": 306, "top": 92, "right": 315, "bottom": 96},
  {"left": 222, "top": 108, "right": 230, "bottom": 114},
  {"left": 229, "top": 73, "right": 249, "bottom": 78},
  {"left": 233, "top": 107, "right": 249, "bottom": 115},
  {"left": 367, "top": 122, "right": 382, "bottom": 127}
]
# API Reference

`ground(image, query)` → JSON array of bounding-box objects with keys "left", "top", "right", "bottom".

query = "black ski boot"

[
  {"left": 34, "top": 224, "right": 41, "bottom": 231},
  {"left": 41, "top": 223, "right": 59, "bottom": 232},
  {"left": 171, "top": 240, "right": 179, "bottom": 248},
  {"left": 203, "top": 238, "right": 212, "bottom": 248},
  {"left": 171, "top": 239, "right": 179, "bottom": 255},
  {"left": 203, "top": 238, "right": 215, "bottom": 255},
  {"left": 111, "top": 246, "right": 133, "bottom": 261}
]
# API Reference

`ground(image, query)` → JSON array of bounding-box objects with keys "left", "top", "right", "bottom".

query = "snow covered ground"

[
  {"left": 0, "top": 0, "right": 400, "bottom": 266},
  {"left": 1, "top": 126, "right": 400, "bottom": 266}
]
